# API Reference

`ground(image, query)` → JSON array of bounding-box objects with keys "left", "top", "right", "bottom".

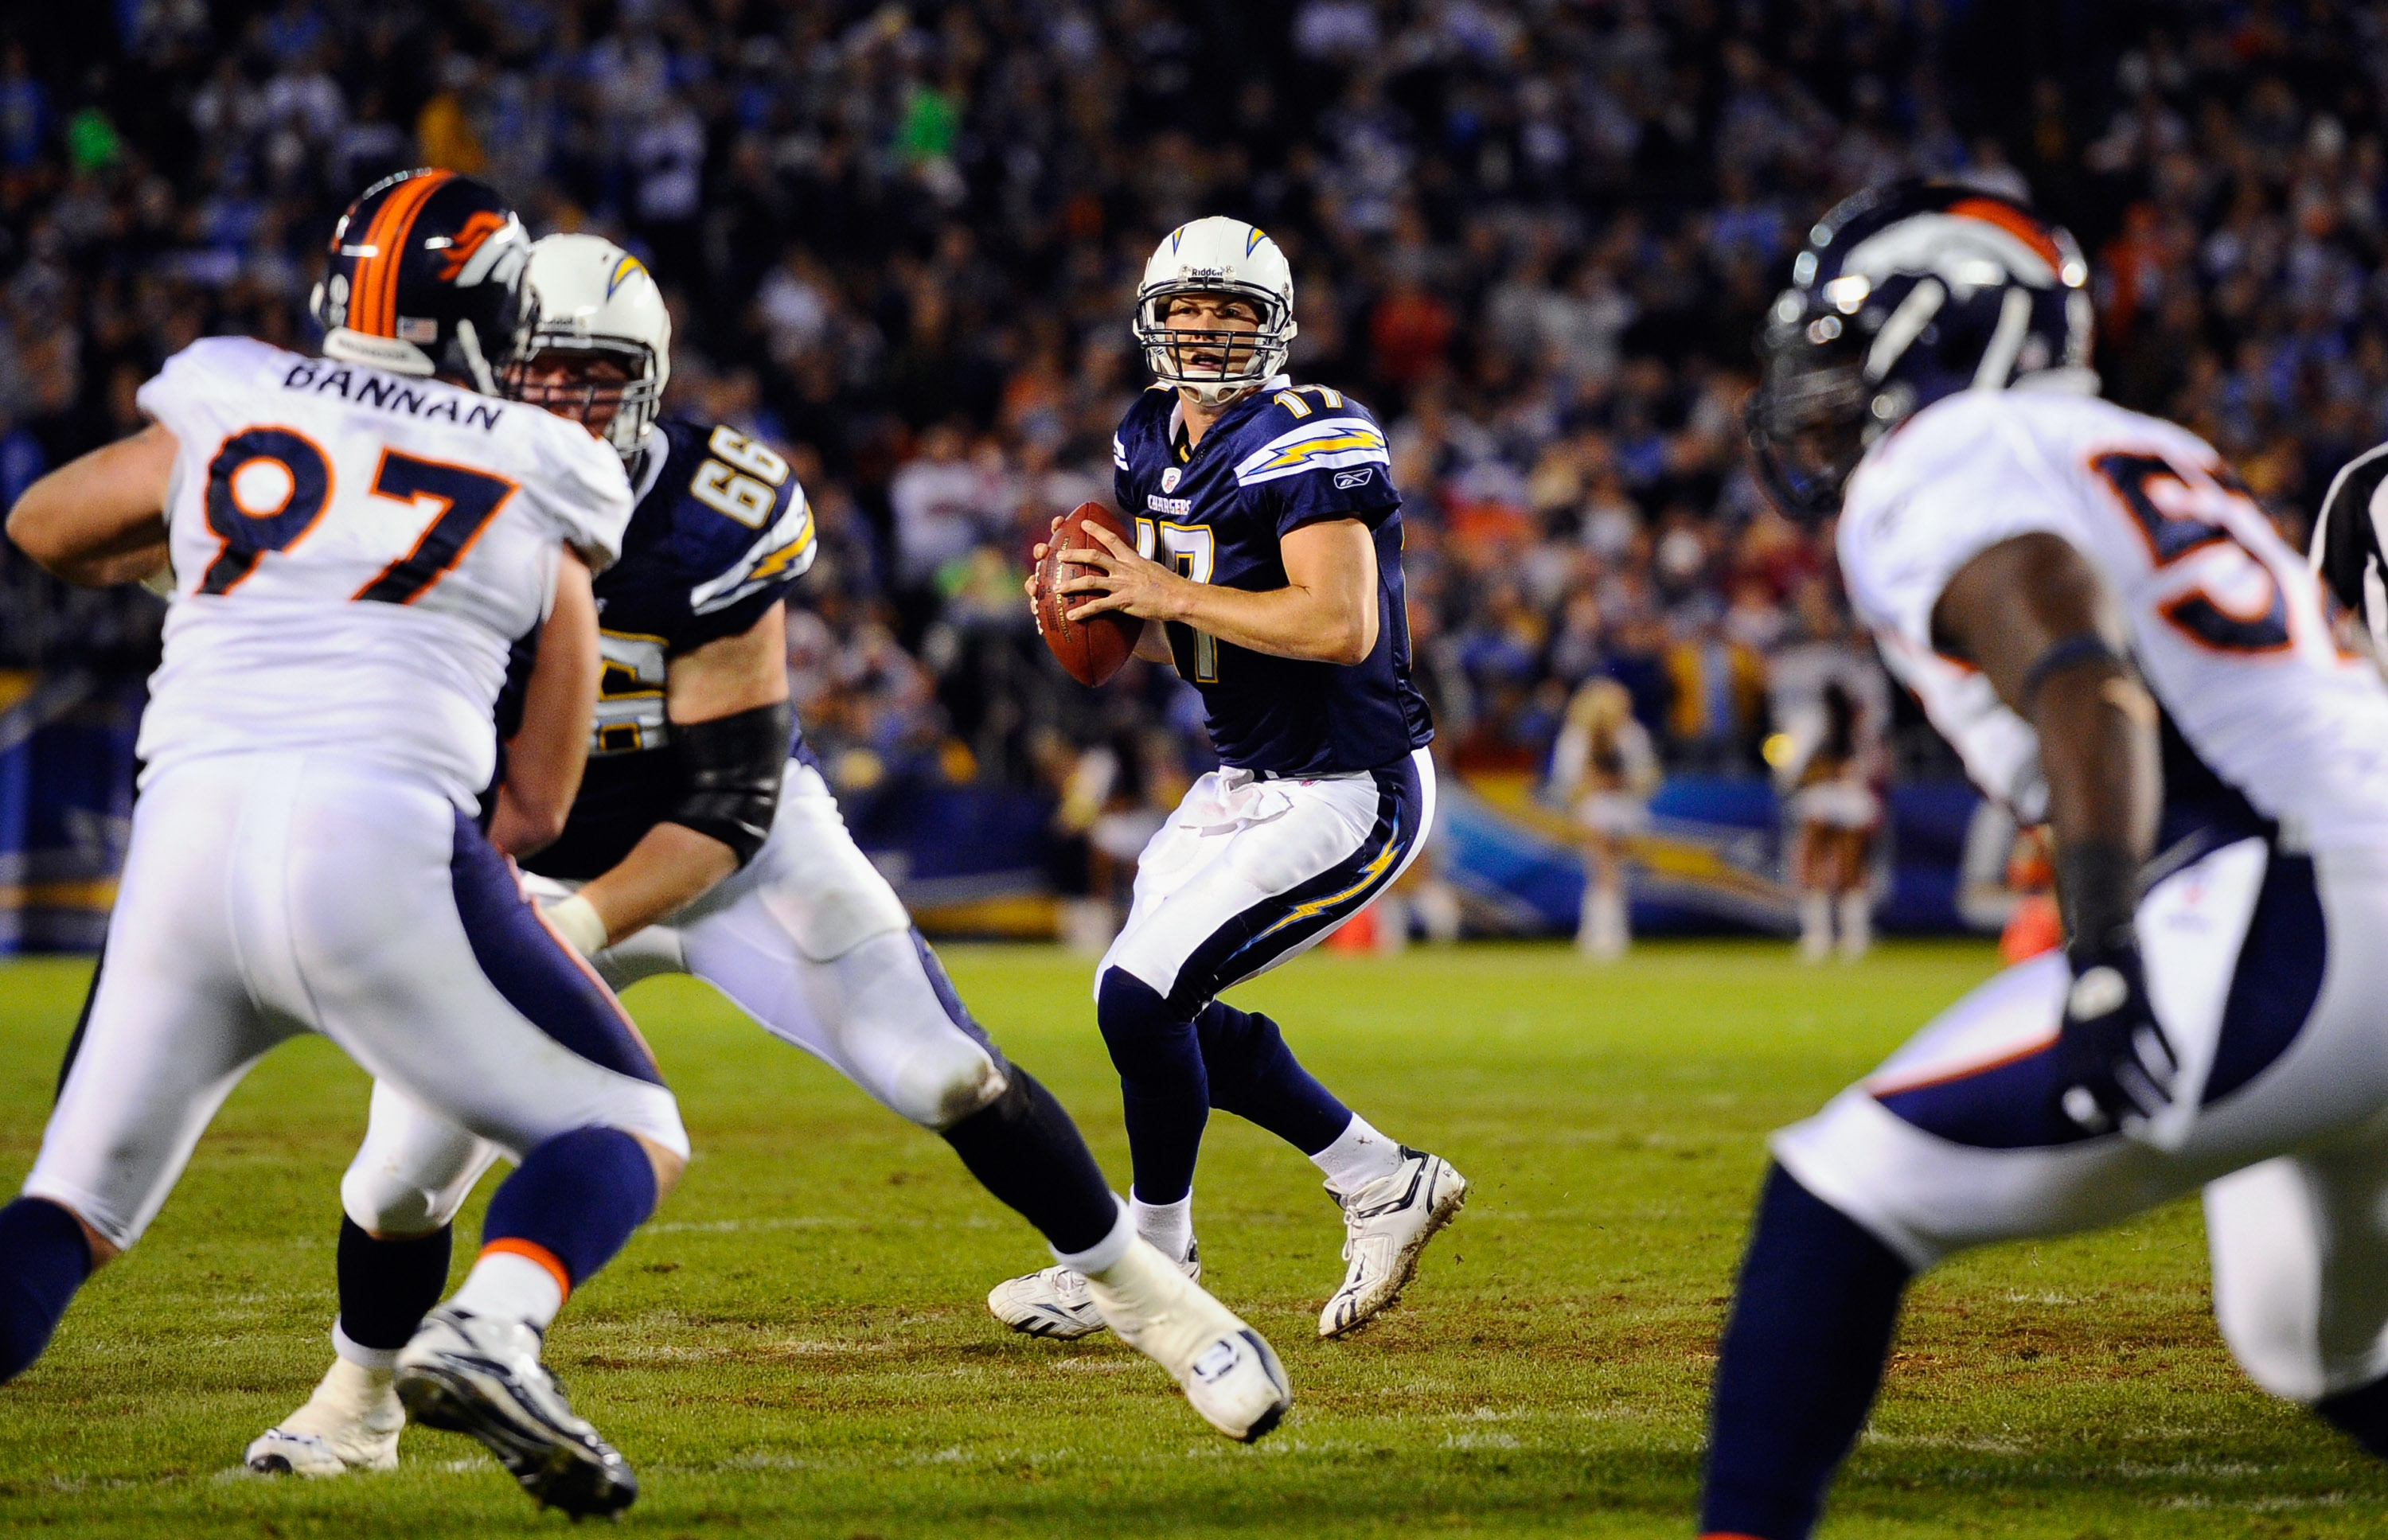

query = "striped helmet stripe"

[{"left": 354, "top": 171, "right": 452, "bottom": 336}]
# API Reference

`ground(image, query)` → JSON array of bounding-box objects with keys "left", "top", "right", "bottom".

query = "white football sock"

[
  {"left": 332, "top": 1318, "right": 400, "bottom": 1374},
  {"left": 1799, "top": 892, "right": 1832, "bottom": 961},
  {"left": 1052, "top": 1195, "right": 1134, "bottom": 1274},
  {"left": 1311, "top": 1114, "right": 1405, "bottom": 1195},
  {"left": 1837, "top": 891, "right": 1874, "bottom": 958},
  {"left": 1130, "top": 1192, "right": 1195, "bottom": 1262},
  {"left": 447, "top": 1249, "right": 564, "bottom": 1332}
]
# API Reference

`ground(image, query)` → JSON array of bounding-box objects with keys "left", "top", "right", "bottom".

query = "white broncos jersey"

[
  {"left": 1840, "top": 386, "right": 2388, "bottom": 850},
  {"left": 135, "top": 336, "right": 633, "bottom": 809}
]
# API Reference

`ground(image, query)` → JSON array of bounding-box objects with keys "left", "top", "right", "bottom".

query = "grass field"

[{"left": 2, "top": 940, "right": 2385, "bottom": 1538}]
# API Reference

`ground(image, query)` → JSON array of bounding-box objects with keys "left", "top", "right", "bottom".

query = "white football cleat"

[
  {"left": 394, "top": 1304, "right": 637, "bottom": 1516},
  {"left": 1319, "top": 1147, "right": 1467, "bottom": 1338},
  {"left": 246, "top": 1355, "right": 404, "bottom": 1476},
  {"left": 1086, "top": 1237, "right": 1290, "bottom": 1442},
  {"left": 988, "top": 1240, "right": 1198, "bottom": 1341}
]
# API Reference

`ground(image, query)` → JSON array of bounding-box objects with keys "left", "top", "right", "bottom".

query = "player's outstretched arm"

[
  {"left": 1934, "top": 532, "right": 2174, "bottom": 1134},
  {"left": 6, "top": 424, "right": 177, "bottom": 587},
  {"left": 490, "top": 548, "right": 601, "bottom": 857},
  {"left": 1056, "top": 518, "right": 1380, "bottom": 665},
  {"left": 561, "top": 603, "right": 794, "bottom": 951},
  {"left": 1933, "top": 532, "right": 2158, "bottom": 877}
]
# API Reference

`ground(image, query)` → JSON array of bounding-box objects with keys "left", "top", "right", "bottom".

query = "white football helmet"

[
  {"left": 1133, "top": 217, "right": 1297, "bottom": 407},
  {"left": 505, "top": 233, "right": 672, "bottom": 459}
]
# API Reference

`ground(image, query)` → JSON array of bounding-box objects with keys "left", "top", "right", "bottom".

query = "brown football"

[{"left": 1036, "top": 501, "right": 1141, "bottom": 687}]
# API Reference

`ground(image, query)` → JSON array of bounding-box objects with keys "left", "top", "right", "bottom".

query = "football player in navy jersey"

[
  {"left": 988, "top": 218, "right": 1467, "bottom": 1343},
  {"left": 245, "top": 234, "right": 1292, "bottom": 1476}
]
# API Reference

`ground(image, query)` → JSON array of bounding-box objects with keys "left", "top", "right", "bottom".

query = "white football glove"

[{"left": 540, "top": 893, "right": 610, "bottom": 958}]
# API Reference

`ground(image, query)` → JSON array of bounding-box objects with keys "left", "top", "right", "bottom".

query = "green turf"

[{"left": 1, "top": 940, "right": 2382, "bottom": 1537}]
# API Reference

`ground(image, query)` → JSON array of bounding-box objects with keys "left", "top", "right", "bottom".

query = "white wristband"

[{"left": 541, "top": 893, "right": 609, "bottom": 958}]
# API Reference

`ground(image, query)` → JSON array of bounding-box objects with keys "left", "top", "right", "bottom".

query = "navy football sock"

[
  {"left": 1194, "top": 999, "right": 1353, "bottom": 1156},
  {"left": 2318, "top": 1376, "right": 2388, "bottom": 1460},
  {"left": 940, "top": 1067, "right": 1120, "bottom": 1255},
  {"left": 1702, "top": 1164, "right": 1912, "bottom": 1540},
  {"left": 335, "top": 1215, "right": 453, "bottom": 1352},
  {"left": 479, "top": 1127, "right": 658, "bottom": 1292},
  {"left": 1095, "top": 969, "right": 1209, "bottom": 1207},
  {"left": 0, "top": 1198, "right": 94, "bottom": 1382}
]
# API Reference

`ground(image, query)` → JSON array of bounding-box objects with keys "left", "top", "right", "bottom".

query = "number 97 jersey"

[
  {"left": 135, "top": 335, "right": 633, "bottom": 811},
  {"left": 1837, "top": 387, "right": 2388, "bottom": 851}
]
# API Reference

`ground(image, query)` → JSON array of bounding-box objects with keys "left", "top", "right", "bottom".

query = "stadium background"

[{"left": 1, "top": 0, "right": 2379, "bottom": 949}]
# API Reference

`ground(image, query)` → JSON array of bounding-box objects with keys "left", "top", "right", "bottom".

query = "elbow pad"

[{"left": 666, "top": 700, "right": 793, "bottom": 868}]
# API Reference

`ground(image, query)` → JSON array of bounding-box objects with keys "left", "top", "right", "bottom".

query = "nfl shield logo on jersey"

[{"left": 1161, "top": 466, "right": 1181, "bottom": 493}]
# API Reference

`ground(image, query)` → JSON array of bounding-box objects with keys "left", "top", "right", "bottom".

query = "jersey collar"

[{"left": 1165, "top": 373, "right": 1291, "bottom": 459}]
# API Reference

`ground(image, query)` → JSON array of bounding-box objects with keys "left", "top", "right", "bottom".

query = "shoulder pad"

[
  {"left": 1231, "top": 388, "right": 1389, "bottom": 488},
  {"left": 632, "top": 420, "right": 817, "bottom": 612}
]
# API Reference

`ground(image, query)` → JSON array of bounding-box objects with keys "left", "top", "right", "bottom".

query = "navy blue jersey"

[
  {"left": 1113, "top": 380, "right": 1434, "bottom": 775},
  {"left": 524, "top": 417, "right": 816, "bottom": 879}
]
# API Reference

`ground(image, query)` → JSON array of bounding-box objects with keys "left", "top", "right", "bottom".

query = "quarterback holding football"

[{"left": 998, "top": 217, "right": 1467, "bottom": 1342}]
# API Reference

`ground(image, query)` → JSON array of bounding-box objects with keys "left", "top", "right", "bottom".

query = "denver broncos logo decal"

[{"left": 435, "top": 211, "right": 508, "bottom": 282}]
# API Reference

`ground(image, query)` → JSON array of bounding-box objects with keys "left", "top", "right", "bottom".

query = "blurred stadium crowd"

[{"left": 3, "top": 1, "right": 2387, "bottom": 819}]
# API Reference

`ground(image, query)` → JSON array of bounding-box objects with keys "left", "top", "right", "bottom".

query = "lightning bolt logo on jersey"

[
  {"left": 503, "top": 418, "right": 816, "bottom": 879},
  {"left": 1111, "top": 376, "right": 1434, "bottom": 776}
]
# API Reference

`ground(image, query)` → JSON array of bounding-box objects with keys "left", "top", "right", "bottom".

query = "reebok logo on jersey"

[
  {"left": 1334, "top": 468, "right": 1373, "bottom": 489},
  {"left": 279, "top": 361, "right": 506, "bottom": 431}
]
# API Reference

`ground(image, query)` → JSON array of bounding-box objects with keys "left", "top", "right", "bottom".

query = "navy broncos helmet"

[
  {"left": 308, "top": 168, "right": 536, "bottom": 396},
  {"left": 1748, "top": 180, "right": 2096, "bottom": 517}
]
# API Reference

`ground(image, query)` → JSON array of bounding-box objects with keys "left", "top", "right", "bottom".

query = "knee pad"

[
  {"left": 339, "top": 1157, "right": 484, "bottom": 1238},
  {"left": 339, "top": 1086, "right": 503, "bottom": 1238},
  {"left": 823, "top": 930, "right": 1007, "bottom": 1130},
  {"left": 884, "top": 1037, "right": 1009, "bottom": 1131}
]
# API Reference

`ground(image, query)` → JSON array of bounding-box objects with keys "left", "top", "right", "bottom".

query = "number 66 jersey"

[
  {"left": 1838, "top": 386, "right": 2388, "bottom": 850},
  {"left": 135, "top": 335, "right": 633, "bottom": 809}
]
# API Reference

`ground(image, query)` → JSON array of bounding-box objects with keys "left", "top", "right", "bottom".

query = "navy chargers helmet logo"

[
  {"left": 310, "top": 168, "right": 536, "bottom": 396},
  {"left": 1747, "top": 179, "right": 2094, "bottom": 517}
]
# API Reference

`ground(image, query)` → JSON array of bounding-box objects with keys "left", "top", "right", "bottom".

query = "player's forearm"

[
  {"left": 1936, "top": 534, "right": 2158, "bottom": 945},
  {"left": 576, "top": 822, "right": 739, "bottom": 943},
  {"left": 501, "top": 552, "right": 602, "bottom": 850},
  {"left": 1169, "top": 579, "right": 1378, "bottom": 665},
  {"left": 2031, "top": 665, "right": 2159, "bottom": 943},
  {"left": 77, "top": 539, "right": 173, "bottom": 591},
  {"left": 7, "top": 425, "right": 178, "bottom": 584}
]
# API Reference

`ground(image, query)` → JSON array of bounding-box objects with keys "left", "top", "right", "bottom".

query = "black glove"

[{"left": 2051, "top": 931, "right": 2178, "bottom": 1135}]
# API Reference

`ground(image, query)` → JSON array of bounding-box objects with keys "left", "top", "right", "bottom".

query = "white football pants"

[
  {"left": 340, "top": 760, "right": 1007, "bottom": 1237},
  {"left": 26, "top": 753, "right": 687, "bottom": 1252},
  {"left": 1100, "top": 747, "right": 1435, "bottom": 1012},
  {"left": 1775, "top": 836, "right": 2388, "bottom": 1402}
]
